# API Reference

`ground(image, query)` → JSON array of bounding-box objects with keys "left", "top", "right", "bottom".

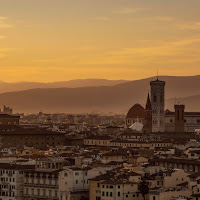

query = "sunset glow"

[{"left": 0, "top": 0, "right": 200, "bottom": 82}]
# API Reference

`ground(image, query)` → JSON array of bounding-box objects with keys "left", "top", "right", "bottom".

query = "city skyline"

[{"left": 0, "top": 0, "right": 200, "bottom": 82}]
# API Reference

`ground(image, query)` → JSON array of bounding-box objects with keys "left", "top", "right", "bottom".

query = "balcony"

[{"left": 24, "top": 183, "right": 58, "bottom": 188}]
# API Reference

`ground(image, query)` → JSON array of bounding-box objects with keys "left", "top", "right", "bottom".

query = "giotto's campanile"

[{"left": 150, "top": 78, "right": 165, "bottom": 132}]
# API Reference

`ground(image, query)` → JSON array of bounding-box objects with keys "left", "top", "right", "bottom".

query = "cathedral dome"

[{"left": 126, "top": 103, "right": 145, "bottom": 119}]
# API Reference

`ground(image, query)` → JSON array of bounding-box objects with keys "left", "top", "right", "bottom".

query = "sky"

[{"left": 0, "top": 0, "right": 200, "bottom": 82}]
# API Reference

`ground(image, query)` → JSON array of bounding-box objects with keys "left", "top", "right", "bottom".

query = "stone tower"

[
  {"left": 145, "top": 92, "right": 152, "bottom": 133},
  {"left": 150, "top": 78, "right": 165, "bottom": 132},
  {"left": 174, "top": 104, "right": 185, "bottom": 133}
]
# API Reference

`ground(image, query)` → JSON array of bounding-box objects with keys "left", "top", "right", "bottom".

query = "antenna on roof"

[{"left": 157, "top": 68, "right": 159, "bottom": 80}]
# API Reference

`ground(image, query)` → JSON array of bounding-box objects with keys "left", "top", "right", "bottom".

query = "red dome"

[{"left": 126, "top": 103, "right": 145, "bottom": 119}]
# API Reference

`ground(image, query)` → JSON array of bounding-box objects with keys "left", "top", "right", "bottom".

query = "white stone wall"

[
  {"left": 163, "top": 169, "right": 189, "bottom": 188},
  {"left": 59, "top": 167, "right": 106, "bottom": 200}
]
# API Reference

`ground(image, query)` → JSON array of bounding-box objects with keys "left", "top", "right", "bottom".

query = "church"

[{"left": 126, "top": 77, "right": 200, "bottom": 133}]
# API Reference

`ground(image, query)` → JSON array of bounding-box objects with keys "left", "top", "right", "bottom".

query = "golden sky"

[{"left": 0, "top": 0, "right": 200, "bottom": 82}]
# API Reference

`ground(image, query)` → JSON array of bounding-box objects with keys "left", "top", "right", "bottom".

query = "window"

[
  {"left": 49, "top": 190, "right": 52, "bottom": 197},
  {"left": 153, "top": 109, "right": 157, "bottom": 114},
  {"left": 106, "top": 192, "right": 108, "bottom": 196},
  {"left": 76, "top": 180, "right": 78, "bottom": 184},
  {"left": 55, "top": 190, "right": 58, "bottom": 197},
  {"left": 75, "top": 172, "right": 79, "bottom": 176},
  {"left": 153, "top": 196, "right": 156, "bottom": 200},
  {"left": 102, "top": 192, "right": 105, "bottom": 196},
  {"left": 118, "top": 185, "right": 120, "bottom": 189},
  {"left": 159, "top": 95, "right": 162, "bottom": 102},
  {"left": 110, "top": 192, "right": 112, "bottom": 197},
  {"left": 118, "top": 192, "right": 120, "bottom": 197},
  {"left": 153, "top": 120, "right": 157, "bottom": 125},
  {"left": 43, "top": 189, "right": 46, "bottom": 196}
]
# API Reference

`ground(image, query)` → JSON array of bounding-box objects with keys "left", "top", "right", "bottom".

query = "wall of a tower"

[
  {"left": 174, "top": 105, "right": 185, "bottom": 133},
  {"left": 150, "top": 80, "right": 165, "bottom": 132}
]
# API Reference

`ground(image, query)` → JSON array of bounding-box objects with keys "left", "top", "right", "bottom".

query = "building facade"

[
  {"left": 23, "top": 158, "right": 62, "bottom": 200},
  {"left": 0, "top": 163, "right": 34, "bottom": 200},
  {"left": 0, "top": 126, "right": 65, "bottom": 149}
]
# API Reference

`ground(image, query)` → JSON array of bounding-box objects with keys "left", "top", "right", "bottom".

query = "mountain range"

[
  {"left": 0, "top": 76, "right": 199, "bottom": 113},
  {"left": 0, "top": 79, "right": 128, "bottom": 93}
]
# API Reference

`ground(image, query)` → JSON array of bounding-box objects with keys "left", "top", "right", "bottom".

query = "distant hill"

[
  {"left": 0, "top": 75, "right": 199, "bottom": 113},
  {"left": 0, "top": 79, "right": 128, "bottom": 93},
  {"left": 166, "top": 94, "right": 200, "bottom": 112}
]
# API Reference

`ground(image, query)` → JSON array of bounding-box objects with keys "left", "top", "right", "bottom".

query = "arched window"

[
  {"left": 153, "top": 109, "right": 157, "bottom": 114},
  {"left": 153, "top": 120, "right": 157, "bottom": 125}
]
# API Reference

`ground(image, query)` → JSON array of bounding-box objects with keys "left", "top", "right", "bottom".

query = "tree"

[{"left": 138, "top": 179, "right": 149, "bottom": 200}]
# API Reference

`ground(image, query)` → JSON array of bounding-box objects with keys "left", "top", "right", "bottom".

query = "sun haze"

[{"left": 0, "top": 0, "right": 200, "bottom": 82}]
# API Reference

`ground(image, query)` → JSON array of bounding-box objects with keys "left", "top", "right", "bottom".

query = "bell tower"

[{"left": 150, "top": 78, "right": 165, "bottom": 132}]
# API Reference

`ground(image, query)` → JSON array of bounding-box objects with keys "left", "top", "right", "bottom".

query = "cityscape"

[{"left": 1, "top": 1, "right": 200, "bottom": 200}]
